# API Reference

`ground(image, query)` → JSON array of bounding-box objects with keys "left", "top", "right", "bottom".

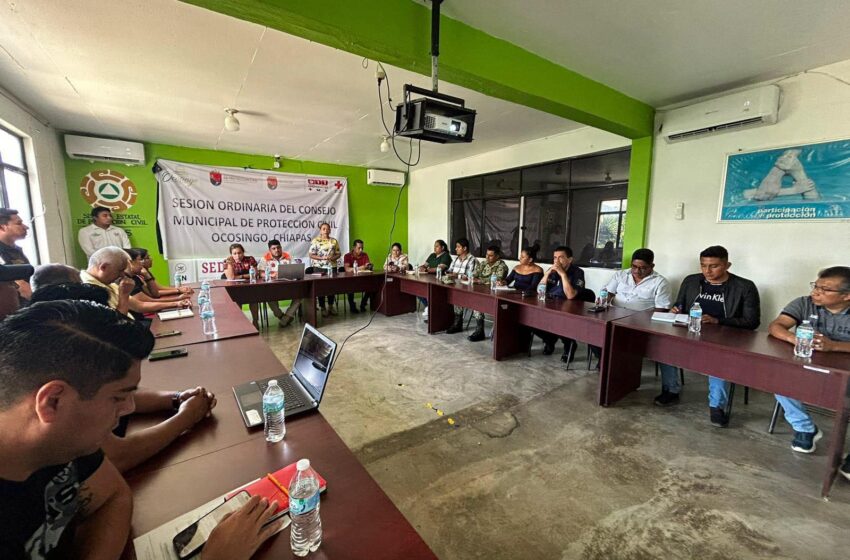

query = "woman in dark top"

[
  {"left": 501, "top": 247, "right": 544, "bottom": 292},
  {"left": 224, "top": 243, "right": 260, "bottom": 329}
]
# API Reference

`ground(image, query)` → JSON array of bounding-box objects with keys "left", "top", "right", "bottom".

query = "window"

[
  {"left": 449, "top": 149, "right": 630, "bottom": 265},
  {"left": 0, "top": 126, "right": 38, "bottom": 263},
  {"left": 594, "top": 198, "right": 627, "bottom": 266}
]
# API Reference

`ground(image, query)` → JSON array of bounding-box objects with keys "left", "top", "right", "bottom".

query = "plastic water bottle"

[
  {"left": 537, "top": 283, "right": 547, "bottom": 302},
  {"left": 200, "top": 279, "right": 210, "bottom": 293},
  {"left": 490, "top": 273, "right": 497, "bottom": 292},
  {"left": 174, "top": 272, "right": 182, "bottom": 289},
  {"left": 794, "top": 320, "right": 815, "bottom": 358},
  {"left": 598, "top": 287, "right": 609, "bottom": 308},
  {"left": 289, "top": 459, "right": 322, "bottom": 556},
  {"left": 688, "top": 302, "right": 702, "bottom": 334},
  {"left": 197, "top": 292, "right": 209, "bottom": 308},
  {"left": 249, "top": 265, "right": 257, "bottom": 284},
  {"left": 200, "top": 301, "right": 217, "bottom": 336},
  {"left": 263, "top": 380, "right": 285, "bottom": 442},
  {"left": 353, "top": 261, "right": 359, "bottom": 274},
  {"left": 436, "top": 268, "right": 442, "bottom": 281}
]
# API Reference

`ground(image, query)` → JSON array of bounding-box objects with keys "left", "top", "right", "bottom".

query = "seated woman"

[
  {"left": 136, "top": 247, "right": 194, "bottom": 299},
  {"left": 417, "top": 239, "right": 453, "bottom": 319},
  {"left": 384, "top": 242, "right": 409, "bottom": 273},
  {"left": 501, "top": 246, "right": 544, "bottom": 293},
  {"left": 223, "top": 243, "right": 260, "bottom": 329}
]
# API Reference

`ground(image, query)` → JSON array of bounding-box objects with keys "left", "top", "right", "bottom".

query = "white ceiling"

[
  {"left": 437, "top": 0, "right": 850, "bottom": 106},
  {"left": 0, "top": 0, "right": 582, "bottom": 171}
]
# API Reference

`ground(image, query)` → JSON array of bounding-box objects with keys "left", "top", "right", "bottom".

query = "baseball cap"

[{"left": 0, "top": 264, "right": 34, "bottom": 282}]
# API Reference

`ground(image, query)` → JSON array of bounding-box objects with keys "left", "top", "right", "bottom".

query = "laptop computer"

[
  {"left": 232, "top": 323, "right": 337, "bottom": 428},
  {"left": 276, "top": 263, "right": 305, "bottom": 280}
]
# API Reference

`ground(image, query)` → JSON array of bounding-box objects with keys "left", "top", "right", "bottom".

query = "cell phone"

[
  {"left": 149, "top": 347, "right": 189, "bottom": 361},
  {"left": 588, "top": 306, "right": 606, "bottom": 313},
  {"left": 153, "top": 329, "right": 182, "bottom": 339},
  {"left": 173, "top": 491, "right": 251, "bottom": 559}
]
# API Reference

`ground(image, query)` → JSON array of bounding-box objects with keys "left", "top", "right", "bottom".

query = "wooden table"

[
  {"left": 151, "top": 286, "right": 257, "bottom": 350},
  {"left": 604, "top": 311, "right": 850, "bottom": 497}
]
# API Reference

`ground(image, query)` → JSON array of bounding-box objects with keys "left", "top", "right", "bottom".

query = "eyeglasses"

[{"left": 810, "top": 282, "right": 849, "bottom": 294}]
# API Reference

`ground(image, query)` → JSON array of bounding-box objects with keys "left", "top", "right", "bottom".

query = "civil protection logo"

[
  {"left": 210, "top": 171, "right": 222, "bottom": 186},
  {"left": 80, "top": 170, "right": 138, "bottom": 211},
  {"left": 267, "top": 176, "right": 278, "bottom": 190}
]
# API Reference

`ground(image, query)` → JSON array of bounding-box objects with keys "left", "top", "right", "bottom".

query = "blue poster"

[{"left": 720, "top": 139, "right": 850, "bottom": 221}]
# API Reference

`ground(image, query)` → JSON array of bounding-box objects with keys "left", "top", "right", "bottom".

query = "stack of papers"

[{"left": 651, "top": 312, "right": 688, "bottom": 325}]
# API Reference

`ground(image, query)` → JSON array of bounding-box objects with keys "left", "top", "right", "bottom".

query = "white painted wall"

[
  {"left": 408, "top": 127, "right": 631, "bottom": 293},
  {"left": 0, "top": 90, "right": 72, "bottom": 264},
  {"left": 648, "top": 59, "right": 850, "bottom": 325}
]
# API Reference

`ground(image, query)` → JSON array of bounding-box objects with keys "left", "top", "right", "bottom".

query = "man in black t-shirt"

[
  {"left": 0, "top": 208, "right": 32, "bottom": 300},
  {"left": 666, "top": 246, "right": 761, "bottom": 428},
  {"left": 0, "top": 302, "right": 285, "bottom": 560}
]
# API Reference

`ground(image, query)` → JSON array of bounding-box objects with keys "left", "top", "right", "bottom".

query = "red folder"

[{"left": 227, "top": 462, "right": 327, "bottom": 515}]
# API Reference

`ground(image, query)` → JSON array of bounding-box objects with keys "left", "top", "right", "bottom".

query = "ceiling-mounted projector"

[{"left": 394, "top": 84, "right": 476, "bottom": 144}]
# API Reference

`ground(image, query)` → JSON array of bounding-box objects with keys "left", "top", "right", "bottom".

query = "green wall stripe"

[{"left": 621, "top": 136, "right": 653, "bottom": 265}]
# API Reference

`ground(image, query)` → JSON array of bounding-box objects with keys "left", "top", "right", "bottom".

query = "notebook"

[
  {"left": 232, "top": 324, "right": 337, "bottom": 427},
  {"left": 158, "top": 309, "right": 194, "bottom": 321},
  {"left": 651, "top": 312, "right": 689, "bottom": 325},
  {"left": 226, "top": 462, "right": 328, "bottom": 516}
]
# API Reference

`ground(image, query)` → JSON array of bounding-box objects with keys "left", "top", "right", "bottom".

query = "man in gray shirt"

[{"left": 768, "top": 266, "right": 850, "bottom": 463}]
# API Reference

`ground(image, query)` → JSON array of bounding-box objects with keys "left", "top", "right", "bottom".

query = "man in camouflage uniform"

[{"left": 447, "top": 245, "right": 509, "bottom": 341}]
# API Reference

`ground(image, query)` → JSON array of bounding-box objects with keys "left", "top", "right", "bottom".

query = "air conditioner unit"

[
  {"left": 661, "top": 85, "right": 780, "bottom": 143},
  {"left": 64, "top": 134, "right": 146, "bottom": 165},
  {"left": 367, "top": 169, "right": 406, "bottom": 187}
]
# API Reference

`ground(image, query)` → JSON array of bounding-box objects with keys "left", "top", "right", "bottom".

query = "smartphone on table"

[
  {"left": 172, "top": 491, "right": 251, "bottom": 558},
  {"left": 153, "top": 329, "right": 182, "bottom": 339},
  {"left": 149, "top": 347, "right": 189, "bottom": 361}
]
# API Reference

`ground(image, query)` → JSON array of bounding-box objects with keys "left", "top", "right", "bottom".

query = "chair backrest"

[{"left": 578, "top": 288, "right": 596, "bottom": 303}]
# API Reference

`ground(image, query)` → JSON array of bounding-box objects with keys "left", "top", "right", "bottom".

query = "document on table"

[
  {"left": 157, "top": 309, "right": 194, "bottom": 321},
  {"left": 133, "top": 479, "right": 291, "bottom": 560},
  {"left": 651, "top": 312, "right": 689, "bottom": 324},
  {"left": 491, "top": 285, "right": 516, "bottom": 292}
]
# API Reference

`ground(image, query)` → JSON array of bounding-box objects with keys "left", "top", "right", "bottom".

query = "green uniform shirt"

[{"left": 474, "top": 259, "right": 509, "bottom": 283}]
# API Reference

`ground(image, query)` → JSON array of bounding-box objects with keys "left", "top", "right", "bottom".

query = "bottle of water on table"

[
  {"left": 537, "top": 283, "right": 547, "bottom": 302},
  {"left": 794, "top": 319, "right": 815, "bottom": 358},
  {"left": 200, "top": 279, "right": 210, "bottom": 294},
  {"left": 289, "top": 458, "right": 322, "bottom": 556},
  {"left": 249, "top": 265, "right": 257, "bottom": 284},
  {"left": 598, "top": 287, "right": 609, "bottom": 309},
  {"left": 353, "top": 261, "right": 359, "bottom": 274},
  {"left": 200, "top": 301, "right": 217, "bottom": 336},
  {"left": 490, "top": 273, "right": 497, "bottom": 292},
  {"left": 263, "top": 380, "right": 285, "bottom": 442},
  {"left": 174, "top": 272, "right": 182, "bottom": 289},
  {"left": 688, "top": 302, "right": 702, "bottom": 334}
]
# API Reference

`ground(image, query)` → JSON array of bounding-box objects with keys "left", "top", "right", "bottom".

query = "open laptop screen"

[{"left": 292, "top": 324, "right": 336, "bottom": 401}]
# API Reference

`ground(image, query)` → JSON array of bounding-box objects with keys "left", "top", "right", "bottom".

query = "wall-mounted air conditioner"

[
  {"left": 367, "top": 168, "right": 406, "bottom": 187},
  {"left": 661, "top": 85, "right": 780, "bottom": 143},
  {"left": 64, "top": 134, "right": 146, "bottom": 165}
]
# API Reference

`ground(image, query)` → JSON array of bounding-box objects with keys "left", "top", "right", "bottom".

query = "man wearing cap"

[{"left": 0, "top": 208, "right": 32, "bottom": 300}]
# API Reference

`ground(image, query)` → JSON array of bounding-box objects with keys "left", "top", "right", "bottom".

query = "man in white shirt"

[
  {"left": 78, "top": 207, "right": 131, "bottom": 258},
  {"left": 80, "top": 246, "right": 134, "bottom": 316},
  {"left": 603, "top": 248, "right": 681, "bottom": 408}
]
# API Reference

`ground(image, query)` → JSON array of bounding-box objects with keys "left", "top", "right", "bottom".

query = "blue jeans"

[
  {"left": 707, "top": 376, "right": 728, "bottom": 408},
  {"left": 659, "top": 363, "right": 681, "bottom": 393},
  {"left": 775, "top": 394, "right": 815, "bottom": 433}
]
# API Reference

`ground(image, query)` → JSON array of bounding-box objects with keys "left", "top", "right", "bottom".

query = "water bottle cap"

[
  {"left": 268, "top": 379, "right": 278, "bottom": 386},
  {"left": 296, "top": 458, "right": 311, "bottom": 471}
]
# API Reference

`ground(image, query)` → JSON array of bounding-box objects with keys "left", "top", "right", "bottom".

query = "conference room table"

[
  {"left": 125, "top": 283, "right": 436, "bottom": 559},
  {"left": 604, "top": 311, "right": 850, "bottom": 497}
]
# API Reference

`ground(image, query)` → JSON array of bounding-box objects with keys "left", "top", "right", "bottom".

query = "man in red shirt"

[{"left": 343, "top": 239, "right": 373, "bottom": 313}]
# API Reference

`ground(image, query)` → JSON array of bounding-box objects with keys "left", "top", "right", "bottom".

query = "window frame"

[
  {"left": 0, "top": 124, "right": 40, "bottom": 264},
  {"left": 594, "top": 198, "right": 628, "bottom": 250}
]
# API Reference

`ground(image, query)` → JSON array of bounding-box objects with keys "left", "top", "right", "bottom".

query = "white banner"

[{"left": 155, "top": 159, "right": 349, "bottom": 260}]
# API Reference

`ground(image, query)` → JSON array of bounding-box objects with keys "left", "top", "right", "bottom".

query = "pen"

[{"left": 266, "top": 473, "right": 289, "bottom": 498}]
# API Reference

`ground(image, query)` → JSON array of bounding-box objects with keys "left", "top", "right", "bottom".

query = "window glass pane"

[
  {"left": 451, "top": 176, "right": 482, "bottom": 200},
  {"left": 618, "top": 213, "right": 626, "bottom": 248},
  {"left": 451, "top": 199, "right": 483, "bottom": 255},
  {"left": 523, "top": 193, "right": 568, "bottom": 263},
  {"left": 522, "top": 162, "right": 570, "bottom": 193},
  {"left": 4, "top": 170, "right": 38, "bottom": 264},
  {"left": 482, "top": 170, "right": 520, "bottom": 197},
  {"left": 482, "top": 197, "right": 520, "bottom": 259},
  {"left": 571, "top": 150, "right": 630, "bottom": 186},
  {"left": 0, "top": 128, "right": 25, "bottom": 169},
  {"left": 600, "top": 199, "right": 621, "bottom": 212},
  {"left": 621, "top": 199, "right": 628, "bottom": 211}
]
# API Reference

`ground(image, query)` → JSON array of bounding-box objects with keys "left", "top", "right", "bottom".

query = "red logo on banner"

[
  {"left": 308, "top": 178, "right": 328, "bottom": 186},
  {"left": 267, "top": 176, "right": 278, "bottom": 190},
  {"left": 334, "top": 180, "right": 343, "bottom": 190},
  {"left": 209, "top": 171, "right": 222, "bottom": 186}
]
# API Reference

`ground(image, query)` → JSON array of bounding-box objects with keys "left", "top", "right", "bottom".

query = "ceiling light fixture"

[
  {"left": 224, "top": 108, "right": 240, "bottom": 132},
  {"left": 380, "top": 136, "right": 390, "bottom": 153}
]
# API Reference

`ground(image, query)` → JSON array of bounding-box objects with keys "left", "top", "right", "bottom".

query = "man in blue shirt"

[{"left": 535, "top": 246, "right": 586, "bottom": 362}]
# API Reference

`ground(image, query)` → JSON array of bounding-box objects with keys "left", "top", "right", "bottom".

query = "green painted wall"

[
  {"left": 622, "top": 136, "right": 653, "bottom": 266},
  {"left": 65, "top": 143, "right": 407, "bottom": 281}
]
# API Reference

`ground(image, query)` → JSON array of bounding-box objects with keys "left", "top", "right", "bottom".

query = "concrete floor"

[{"left": 260, "top": 308, "right": 849, "bottom": 559}]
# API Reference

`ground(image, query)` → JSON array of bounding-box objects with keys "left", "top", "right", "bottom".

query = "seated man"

[
  {"left": 768, "top": 266, "right": 850, "bottom": 457},
  {"left": 262, "top": 239, "right": 300, "bottom": 327},
  {"left": 80, "top": 246, "right": 134, "bottom": 316},
  {"left": 444, "top": 238, "right": 479, "bottom": 334},
  {"left": 0, "top": 301, "right": 279, "bottom": 559},
  {"left": 534, "top": 246, "right": 586, "bottom": 362},
  {"left": 668, "top": 245, "right": 760, "bottom": 427},
  {"left": 30, "top": 280, "right": 218, "bottom": 473},
  {"left": 453, "top": 245, "right": 508, "bottom": 342},
  {"left": 343, "top": 239, "right": 374, "bottom": 314},
  {"left": 30, "top": 263, "right": 81, "bottom": 292}
]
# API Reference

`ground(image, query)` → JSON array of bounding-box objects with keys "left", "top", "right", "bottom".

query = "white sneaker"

[{"left": 422, "top": 306, "right": 429, "bottom": 318}]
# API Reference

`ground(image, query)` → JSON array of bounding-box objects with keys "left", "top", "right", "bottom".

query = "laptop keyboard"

[{"left": 259, "top": 376, "right": 308, "bottom": 409}]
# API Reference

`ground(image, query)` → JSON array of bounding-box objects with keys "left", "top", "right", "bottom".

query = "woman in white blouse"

[{"left": 384, "top": 242, "right": 409, "bottom": 272}]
